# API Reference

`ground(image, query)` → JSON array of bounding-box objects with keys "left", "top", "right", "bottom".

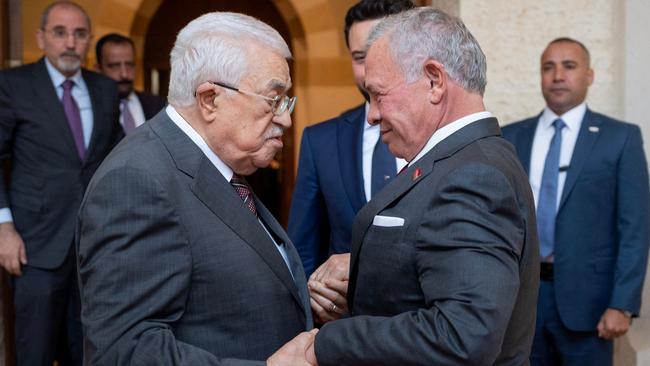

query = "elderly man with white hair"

[{"left": 76, "top": 12, "right": 316, "bottom": 365}]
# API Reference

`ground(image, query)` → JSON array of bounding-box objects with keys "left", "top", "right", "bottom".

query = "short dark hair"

[
  {"left": 95, "top": 33, "right": 135, "bottom": 64},
  {"left": 40, "top": 1, "right": 90, "bottom": 31},
  {"left": 547, "top": 37, "right": 591, "bottom": 65},
  {"left": 344, "top": 0, "right": 415, "bottom": 48}
]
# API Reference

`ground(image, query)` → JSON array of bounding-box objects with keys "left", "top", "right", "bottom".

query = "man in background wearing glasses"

[
  {"left": 0, "top": 1, "right": 122, "bottom": 365},
  {"left": 76, "top": 11, "right": 316, "bottom": 365}
]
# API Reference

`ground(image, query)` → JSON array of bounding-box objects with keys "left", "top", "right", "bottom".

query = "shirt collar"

[
  {"left": 541, "top": 102, "right": 586, "bottom": 132},
  {"left": 165, "top": 105, "right": 234, "bottom": 181},
  {"left": 44, "top": 57, "right": 84, "bottom": 90},
  {"left": 409, "top": 111, "right": 494, "bottom": 165},
  {"left": 363, "top": 102, "right": 374, "bottom": 130}
]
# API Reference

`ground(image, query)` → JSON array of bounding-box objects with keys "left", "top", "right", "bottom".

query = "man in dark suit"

[
  {"left": 305, "top": 8, "right": 539, "bottom": 365},
  {"left": 502, "top": 37, "right": 650, "bottom": 366},
  {"left": 0, "top": 1, "right": 123, "bottom": 365},
  {"left": 77, "top": 12, "right": 316, "bottom": 365},
  {"left": 288, "top": 0, "right": 413, "bottom": 278},
  {"left": 95, "top": 33, "right": 166, "bottom": 134}
]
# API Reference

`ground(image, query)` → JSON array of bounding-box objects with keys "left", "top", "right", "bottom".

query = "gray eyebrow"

[{"left": 265, "top": 79, "right": 290, "bottom": 92}]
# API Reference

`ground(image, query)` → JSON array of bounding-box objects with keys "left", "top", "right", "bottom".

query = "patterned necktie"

[
  {"left": 121, "top": 98, "right": 136, "bottom": 134},
  {"left": 371, "top": 135, "right": 396, "bottom": 197},
  {"left": 537, "top": 118, "right": 566, "bottom": 258},
  {"left": 61, "top": 79, "right": 86, "bottom": 159},
  {"left": 231, "top": 174, "right": 258, "bottom": 216}
]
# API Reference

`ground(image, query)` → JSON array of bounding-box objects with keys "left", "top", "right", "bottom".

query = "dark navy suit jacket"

[
  {"left": 502, "top": 109, "right": 650, "bottom": 331},
  {"left": 288, "top": 104, "right": 367, "bottom": 276}
]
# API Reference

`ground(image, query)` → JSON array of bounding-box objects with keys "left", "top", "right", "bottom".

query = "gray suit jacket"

[
  {"left": 76, "top": 110, "right": 312, "bottom": 365},
  {"left": 315, "top": 118, "right": 539, "bottom": 366}
]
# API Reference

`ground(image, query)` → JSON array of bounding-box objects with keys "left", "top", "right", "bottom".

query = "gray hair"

[
  {"left": 367, "top": 7, "right": 487, "bottom": 95},
  {"left": 168, "top": 12, "right": 292, "bottom": 107}
]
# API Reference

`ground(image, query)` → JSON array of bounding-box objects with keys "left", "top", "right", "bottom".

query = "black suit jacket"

[
  {"left": 0, "top": 57, "right": 122, "bottom": 268},
  {"left": 135, "top": 91, "right": 166, "bottom": 120},
  {"left": 77, "top": 110, "right": 312, "bottom": 365},
  {"left": 315, "top": 118, "right": 539, "bottom": 366}
]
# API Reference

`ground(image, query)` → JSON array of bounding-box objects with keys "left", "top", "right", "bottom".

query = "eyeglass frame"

[
  {"left": 207, "top": 81, "right": 296, "bottom": 116},
  {"left": 41, "top": 26, "right": 91, "bottom": 42}
]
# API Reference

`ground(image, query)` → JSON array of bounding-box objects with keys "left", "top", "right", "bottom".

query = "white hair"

[
  {"left": 168, "top": 12, "right": 292, "bottom": 107},
  {"left": 367, "top": 7, "right": 487, "bottom": 95}
]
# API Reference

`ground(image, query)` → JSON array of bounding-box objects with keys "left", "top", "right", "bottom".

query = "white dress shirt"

[
  {"left": 362, "top": 103, "right": 408, "bottom": 202},
  {"left": 528, "top": 103, "right": 586, "bottom": 210},
  {"left": 409, "top": 111, "right": 495, "bottom": 166},
  {"left": 166, "top": 105, "right": 294, "bottom": 277},
  {"left": 120, "top": 91, "right": 147, "bottom": 128},
  {"left": 0, "top": 60, "right": 95, "bottom": 223}
]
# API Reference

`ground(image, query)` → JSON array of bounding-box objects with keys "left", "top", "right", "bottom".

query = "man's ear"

[
  {"left": 196, "top": 83, "right": 220, "bottom": 121},
  {"left": 93, "top": 63, "right": 101, "bottom": 73},
  {"left": 424, "top": 59, "right": 446, "bottom": 104}
]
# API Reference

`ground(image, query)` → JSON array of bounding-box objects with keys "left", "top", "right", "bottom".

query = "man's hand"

[
  {"left": 597, "top": 308, "right": 632, "bottom": 339},
  {"left": 267, "top": 329, "right": 319, "bottom": 366},
  {"left": 0, "top": 222, "right": 27, "bottom": 276},
  {"left": 309, "top": 278, "right": 348, "bottom": 323},
  {"left": 308, "top": 254, "right": 350, "bottom": 323},
  {"left": 310, "top": 253, "right": 350, "bottom": 283}
]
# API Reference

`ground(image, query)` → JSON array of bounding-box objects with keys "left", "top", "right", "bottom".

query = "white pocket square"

[{"left": 372, "top": 215, "right": 405, "bottom": 227}]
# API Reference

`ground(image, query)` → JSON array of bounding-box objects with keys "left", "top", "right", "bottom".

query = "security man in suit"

[
  {"left": 502, "top": 37, "right": 650, "bottom": 366},
  {"left": 306, "top": 8, "right": 539, "bottom": 365},
  {"left": 77, "top": 11, "right": 316, "bottom": 365},
  {"left": 288, "top": 0, "right": 413, "bottom": 278},
  {"left": 95, "top": 33, "right": 166, "bottom": 134},
  {"left": 0, "top": 1, "right": 123, "bottom": 364}
]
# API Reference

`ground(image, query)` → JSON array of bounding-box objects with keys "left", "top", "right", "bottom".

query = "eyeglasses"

[
  {"left": 209, "top": 81, "right": 296, "bottom": 116},
  {"left": 42, "top": 27, "right": 90, "bottom": 41}
]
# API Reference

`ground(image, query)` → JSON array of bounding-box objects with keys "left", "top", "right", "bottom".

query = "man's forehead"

[
  {"left": 542, "top": 42, "right": 586, "bottom": 62},
  {"left": 45, "top": 5, "right": 89, "bottom": 29}
]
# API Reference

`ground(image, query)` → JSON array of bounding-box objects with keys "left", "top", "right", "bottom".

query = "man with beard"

[
  {"left": 95, "top": 33, "right": 166, "bottom": 134},
  {"left": 0, "top": 1, "right": 122, "bottom": 365},
  {"left": 288, "top": 0, "right": 413, "bottom": 284}
]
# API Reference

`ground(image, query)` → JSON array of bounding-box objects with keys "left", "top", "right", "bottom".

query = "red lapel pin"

[{"left": 412, "top": 167, "right": 422, "bottom": 181}]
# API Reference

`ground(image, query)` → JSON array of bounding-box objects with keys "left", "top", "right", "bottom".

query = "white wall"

[{"left": 460, "top": 0, "right": 624, "bottom": 124}]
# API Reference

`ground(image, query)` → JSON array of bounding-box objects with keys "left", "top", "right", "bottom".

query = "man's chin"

[{"left": 55, "top": 58, "right": 81, "bottom": 75}]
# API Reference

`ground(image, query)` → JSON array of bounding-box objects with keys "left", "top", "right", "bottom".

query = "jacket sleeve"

[
  {"left": 610, "top": 125, "right": 650, "bottom": 314},
  {"left": 288, "top": 129, "right": 330, "bottom": 276},
  {"left": 0, "top": 71, "right": 17, "bottom": 210}
]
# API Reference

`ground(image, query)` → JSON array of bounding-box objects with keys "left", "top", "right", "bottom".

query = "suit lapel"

[
  {"left": 257, "top": 201, "right": 312, "bottom": 325},
  {"left": 347, "top": 118, "right": 502, "bottom": 309},
  {"left": 514, "top": 117, "right": 539, "bottom": 174},
  {"left": 559, "top": 109, "right": 601, "bottom": 210},
  {"left": 192, "top": 160, "right": 306, "bottom": 309},
  {"left": 32, "top": 58, "right": 82, "bottom": 162},
  {"left": 149, "top": 114, "right": 306, "bottom": 318},
  {"left": 337, "top": 105, "right": 367, "bottom": 212},
  {"left": 83, "top": 70, "right": 108, "bottom": 166}
]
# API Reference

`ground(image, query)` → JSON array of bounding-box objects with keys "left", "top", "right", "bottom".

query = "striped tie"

[{"left": 230, "top": 174, "right": 257, "bottom": 216}]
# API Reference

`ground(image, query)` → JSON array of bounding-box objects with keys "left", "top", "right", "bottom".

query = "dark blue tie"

[
  {"left": 371, "top": 135, "right": 396, "bottom": 197},
  {"left": 537, "top": 119, "right": 565, "bottom": 258}
]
